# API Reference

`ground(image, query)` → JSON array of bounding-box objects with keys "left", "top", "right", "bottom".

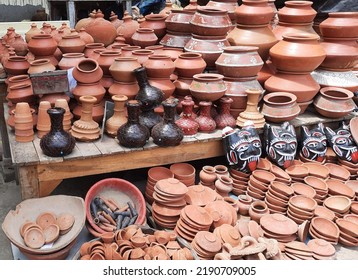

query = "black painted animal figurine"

[{"left": 299, "top": 123, "right": 327, "bottom": 162}]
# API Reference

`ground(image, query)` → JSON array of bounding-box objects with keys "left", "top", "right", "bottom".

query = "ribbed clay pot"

[
  {"left": 131, "top": 28, "right": 158, "bottom": 48},
  {"left": 143, "top": 55, "right": 175, "bottom": 78},
  {"left": 72, "top": 58, "right": 103, "bottom": 83},
  {"left": 4, "top": 56, "right": 30, "bottom": 75},
  {"left": 319, "top": 12, "right": 358, "bottom": 38},
  {"left": 189, "top": 73, "right": 226, "bottom": 102},
  {"left": 27, "top": 34, "right": 57, "bottom": 57},
  {"left": 174, "top": 52, "right": 206, "bottom": 78},
  {"left": 277, "top": 1, "right": 317, "bottom": 23},
  {"left": 140, "top": 13, "right": 168, "bottom": 40},
  {"left": 235, "top": 0, "right": 275, "bottom": 25},
  {"left": 58, "top": 34, "right": 86, "bottom": 54},
  {"left": 58, "top": 53, "right": 85, "bottom": 70},
  {"left": 109, "top": 57, "right": 141, "bottom": 82}
]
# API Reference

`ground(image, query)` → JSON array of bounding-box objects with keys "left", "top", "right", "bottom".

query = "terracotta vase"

[
  {"left": 11, "top": 34, "right": 28, "bottom": 56},
  {"left": 4, "top": 56, "right": 30, "bottom": 75},
  {"left": 36, "top": 101, "right": 52, "bottom": 138},
  {"left": 206, "top": 0, "right": 238, "bottom": 24},
  {"left": 278, "top": 1, "right": 317, "bottom": 23},
  {"left": 152, "top": 98, "right": 184, "bottom": 146},
  {"left": 195, "top": 101, "right": 217, "bottom": 132},
  {"left": 7, "top": 83, "right": 34, "bottom": 104},
  {"left": 70, "top": 95, "right": 101, "bottom": 141},
  {"left": 174, "top": 52, "right": 207, "bottom": 78},
  {"left": 109, "top": 57, "right": 141, "bottom": 82},
  {"left": 131, "top": 28, "right": 158, "bottom": 48},
  {"left": 27, "top": 34, "right": 57, "bottom": 57},
  {"left": 248, "top": 200, "right": 269, "bottom": 223},
  {"left": 235, "top": 0, "right": 275, "bottom": 25},
  {"left": 28, "top": 59, "right": 56, "bottom": 74},
  {"left": 58, "top": 34, "right": 86, "bottom": 54},
  {"left": 214, "top": 97, "right": 236, "bottom": 129},
  {"left": 72, "top": 81, "right": 106, "bottom": 103},
  {"left": 143, "top": 55, "right": 175, "bottom": 79},
  {"left": 78, "top": 28, "right": 94, "bottom": 45},
  {"left": 105, "top": 95, "right": 128, "bottom": 137},
  {"left": 108, "top": 80, "right": 139, "bottom": 100},
  {"left": 237, "top": 194, "right": 253, "bottom": 216},
  {"left": 226, "top": 23, "right": 278, "bottom": 61},
  {"left": 83, "top": 42, "right": 105, "bottom": 58},
  {"left": 25, "top": 23, "right": 41, "bottom": 43},
  {"left": 313, "top": 87, "right": 356, "bottom": 118},
  {"left": 269, "top": 33, "right": 326, "bottom": 73},
  {"left": 165, "top": 10, "right": 194, "bottom": 33},
  {"left": 148, "top": 78, "right": 175, "bottom": 100},
  {"left": 58, "top": 53, "right": 85, "bottom": 70},
  {"left": 189, "top": 73, "right": 226, "bottom": 102},
  {"left": 117, "top": 100, "right": 149, "bottom": 148},
  {"left": 272, "top": 21, "right": 318, "bottom": 40},
  {"left": 40, "top": 107, "right": 76, "bottom": 156},
  {"left": 117, "top": 13, "right": 140, "bottom": 45},
  {"left": 175, "top": 98, "right": 199, "bottom": 136},
  {"left": 140, "top": 13, "right": 168, "bottom": 40},
  {"left": 54, "top": 99, "right": 73, "bottom": 132},
  {"left": 190, "top": 7, "right": 232, "bottom": 36},
  {"left": 14, "top": 102, "right": 34, "bottom": 142},
  {"left": 261, "top": 91, "right": 301, "bottom": 123},
  {"left": 215, "top": 46, "right": 263, "bottom": 78},
  {"left": 184, "top": 34, "right": 230, "bottom": 68},
  {"left": 97, "top": 50, "right": 121, "bottom": 76},
  {"left": 319, "top": 12, "right": 358, "bottom": 38},
  {"left": 72, "top": 58, "right": 103, "bottom": 83}
]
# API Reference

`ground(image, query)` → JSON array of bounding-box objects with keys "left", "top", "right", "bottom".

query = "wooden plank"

[
  {"left": 32, "top": 137, "right": 63, "bottom": 164},
  {"left": 18, "top": 165, "right": 39, "bottom": 199},
  {"left": 8, "top": 134, "right": 39, "bottom": 165},
  {"left": 94, "top": 134, "right": 127, "bottom": 155},
  {"left": 36, "top": 139, "right": 224, "bottom": 181},
  {"left": 75, "top": 141, "right": 102, "bottom": 158},
  {"left": 195, "top": 129, "right": 223, "bottom": 142}
]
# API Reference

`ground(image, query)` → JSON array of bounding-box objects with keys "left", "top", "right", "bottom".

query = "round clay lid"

[
  {"left": 185, "top": 184, "right": 218, "bottom": 206},
  {"left": 217, "top": 224, "right": 241, "bottom": 246},
  {"left": 194, "top": 231, "right": 222, "bottom": 253},
  {"left": 43, "top": 224, "right": 60, "bottom": 244},
  {"left": 155, "top": 178, "right": 188, "bottom": 196},
  {"left": 152, "top": 201, "right": 183, "bottom": 217},
  {"left": 260, "top": 213, "right": 298, "bottom": 236},
  {"left": 248, "top": 220, "right": 264, "bottom": 240},
  {"left": 184, "top": 205, "right": 213, "bottom": 227},
  {"left": 20, "top": 222, "right": 40, "bottom": 238},
  {"left": 24, "top": 227, "right": 45, "bottom": 249},
  {"left": 56, "top": 213, "right": 75, "bottom": 232},
  {"left": 180, "top": 209, "right": 210, "bottom": 231},
  {"left": 36, "top": 212, "right": 57, "bottom": 230},
  {"left": 307, "top": 238, "right": 336, "bottom": 257}
]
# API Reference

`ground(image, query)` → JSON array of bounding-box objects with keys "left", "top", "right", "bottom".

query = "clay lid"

[
  {"left": 307, "top": 238, "right": 336, "bottom": 257},
  {"left": 335, "top": 218, "right": 358, "bottom": 237},
  {"left": 314, "top": 205, "right": 336, "bottom": 221},
  {"left": 183, "top": 205, "right": 213, "bottom": 228},
  {"left": 288, "top": 195, "right": 317, "bottom": 212},
  {"left": 326, "top": 179, "right": 355, "bottom": 199},
  {"left": 324, "top": 163, "right": 351, "bottom": 181},
  {"left": 251, "top": 170, "right": 276, "bottom": 184},
  {"left": 20, "top": 222, "right": 41, "bottom": 238},
  {"left": 24, "top": 227, "right": 45, "bottom": 249},
  {"left": 256, "top": 158, "right": 272, "bottom": 171},
  {"left": 343, "top": 214, "right": 358, "bottom": 225},
  {"left": 323, "top": 195, "right": 352, "bottom": 213},
  {"left": 152, "top": 201, "right": 183, "bottom": 217},
  {"left": 285, "top": 240, "right": 312, "bottom": 253},
  {"left": 155, "top": 178, "right": 188, "bottom": 196},
  {"left": 260, "top": 213, "right": 298, "bottom": 236},
  {"left": 43, "top": 224, "right": 60, "bottom": 244},
  {"left": 285, "top": 165, "right": 309, "bottom": 178},
  {"left": 216, "top": 224, "right": 241, "bottom": 246},
  {"left": 270, "top": 181, "right": 294, "bottom": 197},
  {"left": 194, "top": 231, "right": 222, "bottom": 253},
  {"left": 302, "top": 163, "right": 330, "bottom": 179},
  {"left": 311, "top": 217, "right": 340, "bottom": 239},
  {"left": 270, "top": 165, "right": 291, "bottom": 181},
  {"left": 291, "top": 182, "right": 317, "bottom": 198},
  {"left": 56, "top": 213, "right": 75, "bottom": 232},
  {"left": 36, "top": 212, "right": 57, "bottom": 230},
  {"left": 204, "top": 200, "right": 235, "bottom": 228},
  {"left": 184, "top": 184, "right": 218, "bottom": 206}
]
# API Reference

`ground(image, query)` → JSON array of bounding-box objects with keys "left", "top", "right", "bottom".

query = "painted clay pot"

[
  {"left": 165, "top": 10, "right": 194, "bottom": 33},
  {"left": 143, "top": 55, "right": 175, "bottom": 78},
  {"left": 195, "top": 101, "right": 217, "bottom": 133},
  {"left": 83, "top": 43, "right": 105, "bottom": 58},
  {"left": 175, "top": 97, "right": 199, "bottom": 136},
  {"left": 261, "top": 92, "right": 300, "bottom": 122},
  {"left": 235, "top": 0, "right": 275, "bottom": 25},
  {"left": 97, "top": 50, "right": 121, "bottom": 76},
  {"left": 58, "top": 53, "right": 85, "bottom": 70},
  {"left": 58, "top": 34, "right": 86, "bottom": 54},
  {"left": 72, "top": 58, "right": 103, "bottom": 84},
  {"left": 27, "top": 34, "right": 57, "bottom": 57},
  {"left": 159, "top": 31, "right": 192, "bottom": 49},
  {"left": 4, "top": 56, "right": 30, "bottom": 75},
  {"left": 27, "top": 59, "right": 55, "bottom": 74},
  {"left": 131, "top": 28, "right": 158, "bottom": 48},
  {"left": 214, "top": 97, "right": 236, "bottom": 129},
  {"left": 116, "top": 13, "right": 140, "bottom": 45},
  {"left": 272, "top": 21, "right": 318, "bottom": 40},
  {"left": 190, "top": 7, "right": 232, "bottom": 36},
  {"left": 109, "top": 57, "right": 141, "bottom": 82},
  {"left": 189, "top": 73, "right": 226, "bottom": 102},
  {"left": 277, "top": 1, "right": 317, "bottom": 23},
  {"left": 215, "top": 46, "right": 263, "bottom": 78},
  {"left": 319, "top": 12, "right": 358, "bottom": 38},
  {"left": 140, "top": 13, "right": 168, "bottom": 40}
]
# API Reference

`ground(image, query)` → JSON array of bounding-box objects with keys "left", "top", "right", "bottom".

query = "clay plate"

[
  {"left": 260, "top": 213, "right": 298, "bottom": 236},
  {"left": 307, "top": 238, "right": 335, "bottom": 257}
]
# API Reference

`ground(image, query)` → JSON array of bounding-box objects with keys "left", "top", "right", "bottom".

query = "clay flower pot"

[
  {"left": 189, "top": 73, "right": 226, "bottom": 102},
  {"left": 72, "top": 58, "right": 103, "bottom": 84},
  {"left": 277, "top": 1, "right": 317, "bottom": 23},
  {"left": 261, "top": 92, "right": 300, "bottom": 122},
  {"left": 131, "top": 28, "right": 158, "bottom": 48}
]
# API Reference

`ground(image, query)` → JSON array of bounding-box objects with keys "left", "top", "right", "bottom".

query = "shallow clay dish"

[
  {"left": 170, "top": 163, "right": 196, "bottom": 179},
  {"left": 43, "top": 224, "right": 60, "bottom": 244},
  {"left": 270, "top": 165, "right": 291, "bottom": 181},
  {"left": 345, "top": 180, "right": 358, "bottom": 196},
  {"left": 291, "top": 183, "right": 316, "bottom": 198},
  {"left": 270, "top": 181, "right": 294, "bottom": 197},
  {"left": 251, "top": 170, "right": 276, "bottom": 184},
  {"left": 289, "top": 195, "right": 317, "bottom": 212},
  {"left": 257, "top": 158, "right": 272, "bottom": 171},
  {"left": 2, "top": 195, "right": 85, "bottom": 254},
  {"left": 323, "top": 195, "right": 352, "bottom": 213},
  {"left": 57, "top": 213, "right": 75, "bottom": 233},
  {"left": 335, "top": 218, "right": 358, "bottom": 237},
  {"left": 260, "top": 213, "right": 298, "bottom": 236},
  {"left": 303, "top": 176, "right": 328, "bottom": 193},
  {"left": 326, "top": 179, "right": 355, "bottom": 199},
  {"left": 311, "top": 217, "right": 340, "bottom": 240},
  {"left": 302, "top": 163, "right": 330, "bottom": 179},
  {"left": 307, "top": 238, "right": 336, "bottom": 257},
  {"left": 285, "top": 165, "right": 309, "bottom": 178},
  {"left": 314, "top": 206, "right": 336, "bottom": 221},
  {"left": 36, "top": 212, "right": 57, "bottom": 230},
  {"left": 324, "top": 163, "right": 351, "bottom": 181},
  {"left": 24, "top": 227, "right": 45, "bottom": 249},
  {"left": 148, "top": 166, "right": 174, "bottom": 182},
  {"left": 343, "top": 214, "right": 358, "bottom": 225}
]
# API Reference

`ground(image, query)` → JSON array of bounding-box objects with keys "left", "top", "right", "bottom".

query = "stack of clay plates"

[
  {"left": 291, "top": 182, "right": 317, "bottom": 199},
  {"left": 230, "top": 168, "right": 250, "bottom": 196},
  {"left": 260, "top": 213, "right": 298, "bottom": 243},
  {"left": 247, "top": 170, "right": 276, "bottom": 201},
  {"left": 345, "top": 180, "right": 358, "bottom": 201},
  {"left": 335, "top": 218, "right": 358, "bottom": 247},
  {"left": 213, "top": 224, "right": 241, "bottom": 246},
  {"left": 145, "top": 167, "right": 174, "bottom": 204},
  {"left": 174, "top": 205, "right": 213, "bottom": 242},
  {"left": 313, "top": 205, "right": 336, "bottom": 221},
  {"left": 265, "top": 181, "right": 294, "bottom": 215},
  {"left": 307, "top": 238, "right": 336, "bottom": 260},
  {"left": 309, "top": 217, "right": 340, "bottom": 244},
  {"left": 191, "top": 231, "right": 222, "bottom": 260},
  {"left": 304, "top": 176, "right": 329, "bottom": 205},
  {"left": 287, "top": 195, "right": 317, "bottom": 225},
  {"left": 338, "top": 158, "right": 358, "bottom": 180},
  {"left": 152, "top": 178, "right": 188, "bottom": 229},
  {"left": 284, "top": 241, "right": 314, "bottom": 260}
]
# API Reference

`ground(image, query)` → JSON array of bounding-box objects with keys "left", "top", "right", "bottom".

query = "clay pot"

[
  {"left": 117, "top": 13, "right": 140, "bottom": 45},
  {"left": 215, "top": 175, "right": 233, "bottom": 197},
  {"left": 140, "top": 13, "right": 168, "bottom": 40},
  {"left": 175, "top": 97, "right": 199, "bottom": 136},
  {"left": 105, "top": 95, "right": 128, "bottom": 137},
  {"left": 278, "top": 1, "right": 317, "bottom": 23},
  {"left": 27, "top": 34, "right": 57, "bottom": 57},
  {"left": 272, "top": 21, "right": 318, "bottom": 40},
  {"left": 83, "top": 42, "right": 105, "bottom": 58},
  {"left": 148, "top": 78, "right": 175, "bottom": 100},
  {"left": 319, "top": 12, "right": 358, "bottom": 38},
  {"left": 58, "top": 53, "right": 85, "bottom": 70},
  {"left": 54, "top": 99, "right": 73, "bottom": 132},
  {"left": 11, "top": 34, "right": 28, "bottom": 56},
  {"left": 215, "top": 46, "right": 263, "bottom": 78},
  {"left": 165, "top": 10, "right": 194, "bottom": 33},
  {"left": 36, "top": 101, "right": 52, "bottom": 138},
  {"left": 72, "top": 81, "right": 106, "bottom": 103},
  {"left": 248, "top": 200, "right": 270, "bottom": 223},
  {"left": 72, "top": 58, "right": 103, "bottom": 84},
  {"left": 143, "top": 55, "right": 175, "bottom": 79},
  {"left": 25, "top": 23, "right": 41, "bottom": 43},
  {"left": 4, "top": 56, "right": 30, "bottom": 75},
  {"left": 28, "top": 59, "right": 56, "bottom": 74},
  {"left": 131, "top": 28, "right": 158, "bottom": 48},
  {"left": 58, "top": 34, "right": 86, "bottom": 54},
  {"left": 78, "top": 28, "right": 94, "bottom": 45},
  {"left": 108, "top": 80, "right": 139, "bottom": 100},
  {"left": 199, "top": 166, "right": 217, "bottom": 184},
  {"left": 174, "top": 52, "right": 206, "bottom": 78},
  {"left": 7, "top": 74, "right": 32, "bottom": 90},
  {"left": 108, "top": 57, "right": 140, "bottom": 83},
  {"left": 7, "top": 83, "right": 34, "bottom": 104},
  {"left": 261, "top": 92, "right": 300, "bottom": 123},
  {"left": 269, "top": 33, "right": 326, "bottom": 73},
  {"left": 195, "top": 101, "right": 217, "bottom": 133},
  {"left": 235, "top": 0, "right": 275, "bottom": 25},
  {"left": 14, "top": 102, "right": 34, "bottom": 142},
  {"left": 206, "top": 0, "right": 238, "bottom": 24},
  {"left": 214, "top": 97, "right": 236, "bottom": 129},
  {"left": 189, "top": 73, "right": 226, "bottom": 102},
  {"left": 131, "top": 49, "right": 154, "bottom": 65},
  {"left": 313, "top": 87, "right": 356, "bottom": 118},
  {"left": 190, "top": 7, "right": 232, "bottom": 36},
  {"left": 97, "top": 50, "right": 121, "bottom": 76},
  {"left": 161, "top": 47, "right": 184, "bottom": 62}
]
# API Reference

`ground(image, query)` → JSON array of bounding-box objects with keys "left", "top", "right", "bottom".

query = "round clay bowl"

[
  {"left": 323, "top": 195, "right": 352, "bottom": 213},
  {"left": 265, "top": 197, "right": 287, "bottom": 212},
  {"left": 304, "top": 176, "right": 328, "bottom": 193},
  {"left": 326, "top": 179, "right": 355, "bottom": 199},
  {"left": 314, "top": 205, "right": 336, "bottom": 221},
  {"left": 266, "top": 188, "right": 289, "bottom": 202},
  {"left": 307, "top": 238, "right": 336, "bottom": 257},
  {"left": 345, "top": 180, "right": 358, "bottom": 196},
  {"left": 247, "top": 181, "right": 267, "bottom": 196},
  {"left": 289, "top": 195, "right": 317, "bottom": 212},
  {"left": 170, "top": 163, "right": 196, "bottom": 180},
  {"left": 311, "top": 217, "right": 340, "bottom": 240},
  {"left": 285, "top": 165, "right": 309, "bottom": 178},
  {"left": 291, "top": 182, "right": 317, "bottom": 198},
  {"left": 270, "top": 181, "right": 294, "bottom": 197},
  {"left": 257, "top": 158, "right": 272, "bottom": 171},
  {"left": 338, "top": 230, "right": 358, "bottom": 245},
  {"left": 260, "top": 213, "right": 298, "bottom": 236},
  {"left": 270, "top": 165, "right": 291, "bottom": 181},
  {"left": 302, "top": 163, "right": 330, "bottom": 179},
  {"left": 352, "top": 202, "right": 358, "bottom": 215},
  {"left": 148, "top": 166, "right": 174, "bottom": 182},
  {"left": 251, "top": 170, "right": 276, "bottom": 184},
  {"left": 265, "top": 192, "right": 288, "bottom": 208},
  {"left": 309, "top": 226, "right": 338, "bottom": 244},
  {"left": 335, "top": 218, "right": 358, "bottom": 238},
  {"left": 344, "top": 214, "right": 358, "bottom": 225},
  {"left": 249, "top": 175, "right": 269, "bottom": 191},
  {"left": 324, "top": 163, "right": 351, "bottom": 181}
]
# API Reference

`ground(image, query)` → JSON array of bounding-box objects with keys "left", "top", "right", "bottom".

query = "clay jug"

[
  {"left": 195, "top": 101, "right": 217, "bottom": 133},
  {"left": 40, "top": 107, "right": 76, "bottom": 156},
  {"left": 105, "top": 95, "right": 128, "bottom": 137},
  {"left": 152, "top": 98, "right": 184, "bottom": 146},
  {"left": 11, "top": 34, "right": 28, "bottom": 56},
  {"left": 109, "top": 57, "right": 141, "bottom": 82},
  {"left": 176, "top": 98, "right": 199, "bottom": 136},
  {"left": 117, "top": 12, "right": 140, "bottom": 45},
  {"left": 117, "top": 100, "right": 150, "bottom": 148},
  {"left": 214, "top": 97, "right": 236, "bottom": 129}
]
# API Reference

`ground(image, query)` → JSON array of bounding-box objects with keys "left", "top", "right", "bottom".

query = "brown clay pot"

[
  {"left": 97, "top": 50, "right": 121, "bottom": 76},
  {"left": 235, "top": 0, "right": 275, "bottom": 25},
  {"left": 27, "top": 59, "right": 56, "bottom": 74},
  {"left": 108, "top": 80, "right": 139, "bottom": 100},
  {"left": 7, "top": 83, "right": 34, "bottom": 104},
  {"left": 11, "top": 34, "right": 28, "bottom": 56},
  {"left": 165, "top": 10, "right": 194, "bottom": 33},
  {"left": 25, "top": 23, "right": 41, "bottom": 43},
  {"left": 214, "top": 96, "right": 236, "bottom": 129},
  {"left": 248, "top": 200, "right": 270, "bottom": 223},
  {"left": 175, "top": 97, "right": 199, "bottom": 136},
  {"left": 277, "top": 1, "right": 317, "bottom": 23},
  {"left": 58, "top": 53, "right": 85, "bottom": 70},
  {"left": 58, "top": 34, "right": 86, "bottom": 54},
  {"left": 148, "top": 78, "right": 175, "bottom": 100},
  {"left": 72, "top": 81, "right": 106, "bottom": 103},
  {"left": 120, "top": 46, "right": 141, "bottom": 57},
  {"left": 140, "top": 14, "right": 168, "bottom": 40},
  {"left": 78, "top": 28, "right": 94, "bottom": 44},
  {"left": 143, "top": 55, "right": 175, "bottom": 78},
  {"left": 174, "top": 52, "right": 207, "bottom": 78},
  {"left": 272, "top": 21, "right": 318, "bottom": 41},
  {"left": 109, "top": 57, "right": 141, "bottom": 82},
  {"left": 189, "top": 73, "right": 226, "bottom": 102},
  {"left": 4, "top": 56, "right": 30, "bottom": 75},
  {"left": 72, "top": 58, "right": 103, "bottom": 84},
  {"left": 83, "top": 42, "right": 105, "bottom": 58},
  {"left": 117, "top": 13, "right": 140, "bottom": 45},
  {"left": 237, "top": 194, "right": 253, "bottom": 216},
  {"left": 131, "top": 28, "right": 158, "bottom": 48},
  {"left": 27, "top": 34, "right": 57, "bottom": 57},
  {"left": 131, "top": 49, "right": 154, "bottom": 65},
  {"left": 173, "top": 77, "right": 193, "bottom": 97},
  {"left": 206, "top": 0, "right": 238, "bottom": 23},
  {"left": 319, "top": 12, "right": 358, "bottom": 38},
  {"left": 195, "top": 101, "right": 217, "bottom": 133}
]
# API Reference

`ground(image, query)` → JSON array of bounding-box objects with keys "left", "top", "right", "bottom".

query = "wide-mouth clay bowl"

[
  {"left": 311, "top": 217, "right": 340, "bottom": 240},
  {"left": 304, "top": 176, "right": 328, "bottom": 193},
  {"left": 289, "top": 195, "right": 317, "bottom": 212},
  {"left": 170, "top": 163, "right": 196, "bottom": 180},
  {"left": 2, "top": 195, "right": 85, "bottom": 254},
  {"left": 285, "top": 165, "right": 309, "bottom": 178},
  {"left": 251, "top": 170, "right": 276, "bottom": 184},
  {"left": 335, "top": 218, "right": 358, "bottom": 238},
  {"left": 291, "top": 182, "right": 317, "bottom": 198},
  {"left": 326, "top": 179, "right": 355, "bottom": 199},
  {"left": 323, "top": 195, "right": 352, "bottom": 214},
  {"left": 148, "top": 166, "right": 174, "bottom": 183},
  {"left": 314, "top": 205, "right": 336, "bottom": 221},
  {"left": 324, "top": 163, "right": 351, "bottom": 181},
  {"left": 302, "top": 163, "right": 330, "bottom": 179}
]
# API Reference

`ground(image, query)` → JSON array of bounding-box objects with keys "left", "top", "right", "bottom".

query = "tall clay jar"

[
  {"left": 117, "top": 100, "right": 150, "bottom": 148},
  {"left": 174, "top": 52, "right": 207, "bottom": 78},
  {"left": 151, "top": 98, "right": 184, "bottom": 147},
  {"left": 105, "top": 95, "right": 128, "bottom": 137},
  {"left": 175, "top": 97, "right": 199, "bottom": 136},
  {"left": 195, "top": 101, "right": 217, "bottom": 133},
  {"left": 40, "top": 107, "right": 76, "bottom": 157},
  {"left": 248, "top": 200, "right": 270, "bottom": 223},
  {"left": 109, "top": 57, "right": 141, "bottom": 82}
]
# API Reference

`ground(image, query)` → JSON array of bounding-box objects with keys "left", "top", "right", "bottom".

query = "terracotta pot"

[
  {"left": 140, "top": 14, "right": 168, "bottom": 40},
  {"left": 73, "top": 81, "right": 106, "bottom": 103},
  {"left": 58, "top": 53, "right": 85, "bottom": 70},
  {"left": 109, "top": 11, "right": 123, "bottom": 29},
  {"left": 199, "top": 166, "right": 217, "bottom": 184},
  {"left": 248, "top": 200, "right": 270, "bottom": 223},
  {"left": 227, "top": 24, "right": 278, "bottom": 61},
  {"left": 27, "top": 34, "right": 57, "bottom": 57},
  {"left": 7, "top": 74, "right": 32, "bottom": 90},
  {"left": 7, "top": 83, "right": 34, "bottom": 104},
  {"left": 85, "top": 11, "right": 117, "bottom": 47},
  {"left": 206, "top": 0, "right": 238, "bottom": 23},
  {"left": 14, "top": 102, "right": 34, "bottom": 142},
  {"left": 28, "top": 58, "right": 56, "bottom": 74},
  {"left": 72, "top": 58, "right": 103, "bottom": 83},
  {"left": 270, "top": 33, "right": 326, "bottom": 73},
  {"left": 145, "top": 45, "right": 164, "bottom": 54},
  {"left": 148, "top": 78, "right": 175, "bottom": 100},
  {"left": 74, "top": 11, "right": 96, "bottom": 31},
  {"left": 36, "top": 101, "right": 52, "bottom": 138},
  {"left": 105, "top": 95, "right": 128, "bottom": 137},
  {"left": 108, "top": 80, "right": 139, "bottom": 100},
  {"left": 161, "top": 47, "right": 184, "bottom": 61},
  {"left": 131, "top": 50, "right": 155, "bottom": 65},
  {"left": 131, "top": 28, "right": 158, "bottom": 48},
  {"left": 97, "top": 50, "right": 121, "bottom": 75},
  {"left": 190, "top": 7, "right": 232, "bottom": 36},
  {"left": 4, "top": 56, "right": 30, "bottom": 75},
  {"left": 264, "top": 71, "right": 320, "bottom": 103},
  {"left": 11, "top": 34, "right": 28, "bottom": 56},
  {"left": 78, "top": 28, "right": 94, "bottom": 44},
  {"left": 116, "top": 13, "right": 140, "bottom": 45},
  {"left": 195, "top": 101, "right": 217, "bottom": 132},
  {"left": 143, "top": 55, "right": 175, "bottom": 78},
  {"left": 189, "top": 73, "right": 226, "bottom": 102},
  {"left": 278, "top": 1, "right": 317, "bottom": 23},
  {"left": 313, "top": 87, "right": 356, "bottom": 118},
  {"left": 173, "top": 77, "right": 193, "bottom": 97},
  {"left": 319, "top": 12, "right": 358, "bottom": 38},
  {"left": 165, "top": 10, "right": 194, "bottom": 33},
  {"left": 261, "top": 92, "right": 300, "bottom": 123},
  {"left": 120, "top": 46, "right": 141, "bottom": 57},
  {"left": 109, "top": 57, "right": 141, "bottom": 82},
  {"left": 83, "top": 42, "right": 105, "bottom": 58},
  {"left": 272, "top": 21, "right": 318, "bottom": 40},
  {"left": 100, "top": 75, "right": 114, "bottom": 90},
  {"left": 25, "top": 23, "right": 41, "bottom": 43},
  {"left": 237, "top": 194, "right": 253, "bottom": 216},
  {"left": 235, "top": 0, "right": 275, "bottom": 25},
  {"left": 215, "top": 46, "right": 263, "bottom": 78},
  {"left": 54, "top": 99, "right": 73, "bottom": 132},
  {"left": 174, "top": 52, "right": 206, "bottom": 78},
  {"left": 159, "top": 31, "right": 192, "bottom": 49},
  {"left": 184, "top": 34, "right": 230, "bottom": 68},
  {"left": 58, "top": 34, "right": 86, "bottom": 54}
]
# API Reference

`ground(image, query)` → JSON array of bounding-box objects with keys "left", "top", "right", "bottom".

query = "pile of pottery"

[
  {"left": 151, "top": 178, "right": 188, "bottom": 229},
  {"left": 247, "top": 170, "right": 276, "bottom": 200},
  {"left": 145, "top": 166, "right": 173, "bottom": 204},
  {"left": 204, "top": 200, "right": 237, "bottom": 229},
  {"left": 307, "top": 238, "right": 336, "bottom": 260},
  {"left": 323, "top": 195, "right": 352, "bottom": 219},
  {"left": 335, "top": 218, "right": 358, "bottom": 247},
  {"left": 229, "top": 168, "right": 250, "bottom": 196},
  {"left": 213, "top": 223, "right": 241, "bottom": 246},
  {"left": 190, "top": 231, "right": 222, "bottom": 260},
  {"left": 265, "top": 181, "right": 294, "bottom": 215},
  {"left": 309, "top": 217, "right": 340, "bottom": 244},
  {"left": 326, "top": 179, "right": 356, "bottom": 200},
  {"left": 287, "top": 195, "right": 317, "bottom": 225},
  {"left": 169, "top": 162, "right": 196, "bottom": 186},
  {"left": 184, "top": 184, "right": 221, "bottom": 206},
  {"left": 303, "top": 176, "right": 329, "bottom": 205},
  {"left": 260, "top": 213, "right": 298, "bottom": 243},
  {"left": 283, "top": 241, "right": 314, "bottom": 260},
  {"left": 79, "top": 225, "right": 195, "bottom": 260}
]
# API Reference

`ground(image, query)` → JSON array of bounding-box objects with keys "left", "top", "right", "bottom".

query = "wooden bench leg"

[
  {"left": 18, "top": 165, "right": 39, "bottom": 199},
  {"left": 39, "top": 179, "right": 63, "bottom": 197}
]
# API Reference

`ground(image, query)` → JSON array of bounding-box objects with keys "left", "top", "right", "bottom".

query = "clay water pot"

[
  {"left": 4, "top": 56, "right": 30, "bottom": 75},
  {"left": 199, "top": 166, "right": 217, "bottom": 184},
  {"left": 72, "top": 81, "right": 106, "bottom": 103},
  {"left": 140, "top": 13, "right": 168, "bottom": 40},
  {"left": 28, "top": 59, "right": 55, "bottom": 74},
  {"left": 27, "top": 34, "right": 57, "bottom": 57},
  {"left": 272, "top": 21, "right": 318, "bottom": 41},
  {"left": 85, "top": 10, "right": 117, "bottom": 46},
  {"left": 58, "top": 34, "right": 86, "bottom": 54},
  {"left": 174, "top": 52, "right": 206, "bottom": 78},
  {"left": 72, "top": 58, "right": 103, "bottom": 84},
  {"left": 189, "top": 73, "right": 226, "bottom": 102},
  {"left": 109, "top": 57, "right": 141, "bottom": 82},
  {"left": 214, "top": 96, "right": 236, "bottom": 129},
  {"left": 7, "top": 83, "right": 34, "bottom": 104},
  {"left": 248, "top": 200, "right": 269, "bottom": 223},
  {"left": 143, "top": 55, "right": 175, "bottom": 78},
  {"left": 58, "top": 53, "right": 85, "bottom": 70},
  {"left": 236, "top": 195, "right": 253, "bottom": 216},
  {"left": 277, "top": 1, "right": 317, "bottom": 23},
  {"left": 319, "top": 12, "right": 358, "bottom": 38},
  {"left": 97, "top": 50, "right": 121, "bottom": 76},
  {"left": 83, "top": 43, "right": 105, "bottom": 58},
  {"left": 25, "top": 23, "right": 41, "bottom": 43},
  {"left": 108, "top": 80, "right": 139, "bottom": 100},
  {"left": 165, "top": 10, "right": 194, "bottom": 33},
  {"left": 131, "top": 49, "right": 154, "bottom": 65},
  {"left": 235, "top": 0, "right": 275, "bottom": 25},
  {"left": 78, "top": 28, "right": 94, "bottom": 45},
  {"left": 131, "top": 28, "right": 158, "bottom": 48},
  {"left": 206, "top": 0, "right": 238, "bottom": 23}
]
